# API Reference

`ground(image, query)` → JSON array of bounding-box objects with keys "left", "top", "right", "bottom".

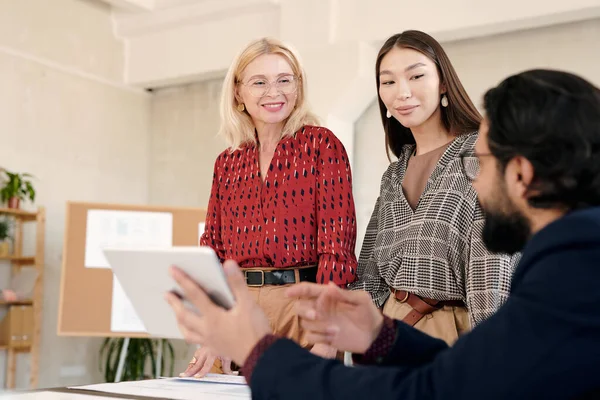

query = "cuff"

[
  {"left": 240, "top": 334, "right": 279, "bottom": 383},
  {"left": 352, "top": 316, "right": 396, "bottom": 365}
]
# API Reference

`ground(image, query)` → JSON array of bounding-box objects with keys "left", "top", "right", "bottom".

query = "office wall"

[
  {"left": 148, "top": 80, "right": 226, "bottom": 208},
  {"left": 0, "top": 0, "right": 150, "bottom": 389}
]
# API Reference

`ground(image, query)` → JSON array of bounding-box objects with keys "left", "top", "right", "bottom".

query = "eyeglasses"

[
  {"left": 459, "top": 151, "right": 494, "bottom": 181},
  {"left": 239, "top": 74, "right": 299, "bottom": 97}
]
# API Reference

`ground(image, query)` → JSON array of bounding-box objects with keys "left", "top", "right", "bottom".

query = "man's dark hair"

[{"left": 483, "top": 69, "right": 600, "bottom": 211}]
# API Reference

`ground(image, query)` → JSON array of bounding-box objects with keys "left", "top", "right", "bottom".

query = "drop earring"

[
  {"left": 237, "top": 103, "right": 245, "bottom": 112},
  {"left": 441, "top": 94, "right": 448, "bottom": 107},
  {"left": 386, "top": 109, "right": 392, "bottom": 118}
]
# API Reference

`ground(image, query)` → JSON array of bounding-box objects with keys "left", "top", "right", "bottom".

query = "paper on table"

[
  {"left": 171, "top": 373, "right": 247, "bottom": 385},
  {"left": 3, "top": 391, "right": 109, "bottom": 399},
  {"left": 84, "top": 210, "right": 173, "bottom": 269},
  {"left": 69, "top": 378, "right": 251, "bottom": 400},
  {"left": 110, "top": 276, "right": 146, "bottom": 333}
]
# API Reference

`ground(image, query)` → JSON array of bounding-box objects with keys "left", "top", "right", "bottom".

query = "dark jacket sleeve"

[{"left": 248, "top": 247, "right": 600, "bottom": 400}]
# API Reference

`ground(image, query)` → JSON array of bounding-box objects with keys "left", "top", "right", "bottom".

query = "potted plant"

[
  {"left": 0, "top": 217, "right": 10, "bottom": 257},
  {"left": 0, "top": 170, "right": 36, "bottom": 209},
  {"left": 99, "top": 337, "right": 175, "bottom": 382}
]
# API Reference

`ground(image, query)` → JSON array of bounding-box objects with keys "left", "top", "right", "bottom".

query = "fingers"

[
  {"left": 169, "top": 266, "right": 215, "bottom": 315},
  {"left": 304, "top": 331, "right": 336, "bottom": 347},
  {"left": 181, "top": 348, "right": 210, "bottom": 377},
  {"left": 221, "top": 357, "right": 233, "bottom": 375},
  {"left": 294, "top": 298, "right": 318, "bottom": 320},
  {"left": 300, "top": 318, "right": 340, "bottom": 337},
  {"left": 286, "top": 282, "right": 328, "bottom": 299},
  {"left": 315, "top": 285, "right": 368, "bottom": 314},
  {"left": 195, "top": 355, "right": 217, "bottom": 378},
  {"left": 223, "top": 260, "right": 250, "bottom": 304}
]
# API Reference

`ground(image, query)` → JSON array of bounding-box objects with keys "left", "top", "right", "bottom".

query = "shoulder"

[
  {"left": 297, "top": 125, "right": 347, "bottom": 150},
  {"left": 455, "top": 131, "right": 479, "bottom": 153}
]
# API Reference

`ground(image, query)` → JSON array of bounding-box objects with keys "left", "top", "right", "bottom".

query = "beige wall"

[
  {"left": 148, "top": 80, "right": 226, "bottom": 208},
  {"left": 353, "top": 18, "right": 600, "bottom": 253},
  {"left": 0, "top": 0, "right": 150, "bottom": 389}
]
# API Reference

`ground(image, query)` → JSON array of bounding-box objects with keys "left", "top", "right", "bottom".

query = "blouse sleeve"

[
  {"left": 314, "top": 130, "right": 358, "bottom": 286},
  {"left": 347, "top": 197, "right": 390, "bottom": 307},
  {"left": 199, "top": 154, "right": 226, "bottom": 261},
  {"left": 464, "top": 200, "right": 520, "bottom": 326}
]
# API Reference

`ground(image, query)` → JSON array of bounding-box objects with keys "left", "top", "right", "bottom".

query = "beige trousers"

[
  {"left": 382, "top": 293, "right": 471, "bottom": 345},
  {"left": 211, "top": 284, "right": 309, "bottom": 373}
]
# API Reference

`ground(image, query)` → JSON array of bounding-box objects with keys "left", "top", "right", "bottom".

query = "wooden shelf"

[
  {"left": 10, "top": 344, "right": 32, "bottom": 352},
  {"left": 0, "top": 256, "right": 36, "bottom": 265},
  {"left": 1, "top": 206, "right": 44, "bottom": 389},
  {"left": 0, "top": 208, "right": 37, "bottom": 222},
  {"left": 0, "top": 300, "right": 33, "bottom": 306},
  {"left": 0, "top": 345, "right": 33, "bottom": 352}
]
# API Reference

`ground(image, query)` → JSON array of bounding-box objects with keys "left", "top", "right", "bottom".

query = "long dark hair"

[{"left": 376, "top": 30, "right": 481, "bottom": 159}]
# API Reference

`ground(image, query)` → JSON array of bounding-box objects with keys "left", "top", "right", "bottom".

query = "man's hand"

[
  {"left": 287, "top": 282, "right": 384, "bottom": 354},
  {"left": 165, "top": 260, "right": 271, "bottom": 366},
  {"left": 310, "top": 343, "right": 338, "bottom": 359}
]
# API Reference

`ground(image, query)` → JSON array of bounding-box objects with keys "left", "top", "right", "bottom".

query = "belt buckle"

[
  {"left": 395, "top": 290, "right": 409, "bottom": 303},
  {"left": 245, "top": 270, "right": 264, "bottom": 287}
]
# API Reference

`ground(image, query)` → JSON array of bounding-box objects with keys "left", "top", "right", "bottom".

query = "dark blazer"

[{"left": 249, "top": 207, "right": 600, "bottom": 400}]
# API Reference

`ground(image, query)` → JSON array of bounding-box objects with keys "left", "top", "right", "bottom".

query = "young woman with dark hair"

[{"left": 349, "top": 30, "right": 519, "bottom": 344}]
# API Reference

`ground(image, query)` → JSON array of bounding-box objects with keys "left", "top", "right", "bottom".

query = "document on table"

[
  {"left": 2, "top": 391, "right": 109, "bottom": 399},
  {"left": 171, "top": 373, "right": 247, "bottom": 385},
  {"left": 69, "top": 377, "right": 251, "bottom": 400}
]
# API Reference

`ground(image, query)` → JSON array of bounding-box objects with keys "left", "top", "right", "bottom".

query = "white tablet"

[{"left": 103, "top": 246, "right": 235, "bottom": 339}]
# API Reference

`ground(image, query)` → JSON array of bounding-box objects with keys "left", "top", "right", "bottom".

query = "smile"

[
  {"left": 395, "top": 105, "right": 418, "bottom": 115},
  {"left": 262, "top": 103, "right": 285, "bottom": 111}
]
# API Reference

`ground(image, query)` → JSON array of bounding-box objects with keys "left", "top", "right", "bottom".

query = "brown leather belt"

[
  {"left": 244, "top": 265, "right": 318, "bottom": 287},
  {"left": 393, "top": 289, "right": 465, "bottom": 327}
]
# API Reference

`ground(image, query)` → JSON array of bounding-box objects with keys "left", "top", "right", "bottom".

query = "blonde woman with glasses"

[{"left": 180, "top": 37, "right": 358, "bottom": 377}]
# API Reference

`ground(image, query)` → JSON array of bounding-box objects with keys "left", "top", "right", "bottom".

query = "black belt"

[{"left": 244, "top": 266, "right": 317, "bottom": 287}]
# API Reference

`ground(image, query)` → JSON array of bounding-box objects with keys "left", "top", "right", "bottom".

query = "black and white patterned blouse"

[{"left": 349, "top": 132, "right": 520, "bottom": 326}]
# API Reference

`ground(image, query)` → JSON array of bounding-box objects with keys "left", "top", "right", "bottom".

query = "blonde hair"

[{"left": 219, "top": 37, "right": 320, "bottom": 150}]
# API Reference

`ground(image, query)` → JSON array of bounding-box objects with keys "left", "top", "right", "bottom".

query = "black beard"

[{"left": 482, "top": 209, "right": 530, "bottom": 254}]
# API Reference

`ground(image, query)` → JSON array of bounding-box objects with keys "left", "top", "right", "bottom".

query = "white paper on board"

[{"left": 84, "top": 210, "right": 173, "bottom": 269}]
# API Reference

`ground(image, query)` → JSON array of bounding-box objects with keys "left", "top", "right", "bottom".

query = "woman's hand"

[{"left": 180, "top": 347, "right": 234, "bottom": 378}]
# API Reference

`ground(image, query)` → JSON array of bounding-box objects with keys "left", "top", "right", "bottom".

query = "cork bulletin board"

[{"left": 57, "top": 201, "right": 206, "bottom": 337}]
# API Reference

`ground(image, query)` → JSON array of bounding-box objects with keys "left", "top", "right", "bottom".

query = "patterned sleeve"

[
  {"left": 315, "top": 130, "right": 358, "bottom": 286},
  {"left": 199, "top": 154, "right": 226, "bottom": 260},
  {"left": 464, "top": 201, "right": 520, "bottom": 326},
  {"left": 348, "top": 197, "right": 390, "bottom": 307}
]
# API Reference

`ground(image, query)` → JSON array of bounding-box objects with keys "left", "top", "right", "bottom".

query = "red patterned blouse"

[{"left": 200, "top": 125, "right": 358, "bottom": 285}]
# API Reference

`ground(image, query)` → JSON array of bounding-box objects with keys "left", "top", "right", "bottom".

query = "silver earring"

[
  {"left": 441, "top": 94, "right": 448, "bottom": 107},
  {"left": 386, "top": 109, "right": 392, "bottom": 118}
]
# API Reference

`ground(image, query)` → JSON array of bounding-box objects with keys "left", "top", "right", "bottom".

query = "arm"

[
  {"left": 315, "top": 132, "right": 358, "bottom": 286},
  {"left": 246, "top": 268, "right": 582, "bottom": 400},
  {"left": 199, "top": 155, "right": 226, "bottom": 261},
  {"left": 168, "top": 245, "right": 596, "bottom": 400},
  {"left": 347, "top": 197, "right": 390, "bottom": 307},
  {"left": 464, "top": 202, "right": 520, "bottom": 325}
]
